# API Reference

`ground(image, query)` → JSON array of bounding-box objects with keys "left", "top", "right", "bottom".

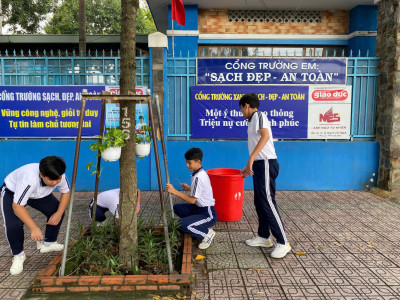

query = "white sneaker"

[
  {"left": 39, "top": 242, "right": 64, "bottom": 253},
  {"left": 245, "top": 236, "right": 274, "bottom": 248},
  {"left": 10, "top": 254, "right": 26, "bottom": 276},
  {"left": 271, "top": 243, "right": 291, "bottom": 258},
  {"left": 198, "top": 229, "right": 216, "bottom": 250}
]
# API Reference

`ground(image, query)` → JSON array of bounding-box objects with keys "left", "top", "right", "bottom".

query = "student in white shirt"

[
  {"left": 135, "top": 115, "right": 146, "bottom": 130},
  {"left": 166, "top": 148, "right": 217, "bottom": 250},
  {"left": 1, "top": 156, "right": 71, "bottom": 275},
  {"left": 239, "top": 93, "right": 291, "bottom": 259},
  {"left": 89, "top": 188, "right": 141, "bottom": 223}
]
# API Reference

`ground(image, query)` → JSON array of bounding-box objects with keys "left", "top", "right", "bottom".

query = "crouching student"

[
  {"left": 1, "top": 156, "right": 70, "bottom": 276},
  {"left": 166, "top": 148, "right": 217, "bottom": 250},
  {"left": 89, "top": 188, "right": 141, "bottom": 223}
]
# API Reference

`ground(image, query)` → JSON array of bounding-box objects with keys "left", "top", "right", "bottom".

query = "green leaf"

[{"left": 86, "top": 162, "right": 94, "bottom": 170}]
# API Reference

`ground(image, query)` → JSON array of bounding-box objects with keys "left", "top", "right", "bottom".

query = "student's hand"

[
  {"left": 136, "top": 205, "right": 140, "bottom": 214},
  {"left": 166, "top": 183, "right": 177, "bottom": 195},
  {"left": 181, "top": 183, "right": 190, "bottom": 191},
  {"left": 240, "top": 162, "right": 254, "bottom": 178},
  {"left": 31, "top": 227, "right": 44, "bottom": 241},
  {"left": 47, "top": 212, "right": 63, "bottom": 226}
]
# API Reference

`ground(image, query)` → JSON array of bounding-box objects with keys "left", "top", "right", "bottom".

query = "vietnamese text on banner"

[
  {"left": 197, "top": 58, "right": 347, "bottom": 85},
  {"left": 0, "top": 86, "right": 104, "bottom": 138},
  {"left": 191, "top": 85, "right": 309, "bottom": 139}
]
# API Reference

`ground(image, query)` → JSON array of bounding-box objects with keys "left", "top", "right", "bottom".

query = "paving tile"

[
  {"left": 354, "top": 285, "right": 400, "bottom": 298},
  {"left": 240, "top": 268, "right": 279, "bottom": 286},
  {"left": 338, "top": 269, "right": 380, "bottom": 287},
  {"left": 206, "top": 253, "right": 238, "bottom": 270},
  {"left": 318, "top": 285, "right": 360, "bottom": 299},
  {"left": 205, "top": 242, "right": 234, "bottom": 255},
  {"left": 209, "top": 286, "right": 247, "bottom": 299},
  {"left": 246, "top": 285, "right": 286, "bottom": 300},
  {"left": 296, "top": 253, "right": 336, "bottom": 268},
  {"left": 208, "top": 269, "right": 243, "bottom": 287},
  {"left": 281, "top": 285, "right": 325, "bottom": 299},
  {"left": 323, "top": 253, "right": 366, "bottom": 268},
  {"left": 304, "top": 267, "right": 350, "bottom": 285},
  {"left": 228, "top": 231, "right": 254, "bottom": 243},
  {"left": 370, "top": 268, "right": 400, "bottom": 286},
  {"left": 388, "top": 286, "right": 400, "bottom": 297},
  {"left": 211, "top": 231, "right": 230, "bottom": 243},
  {"left": 273, "top": 267, "right": 316, "bottom": 286},
  {"left": 267, "top": 253, "right": 302, "bottom": 269},
  {"left": 232, "top": 242, "right": 264, "bottom": 255},
  {"left": 236, "top": 253, "right": 270, "bottom": 269},
  {"left": 0, "top": 288, "right": 27, "bottom": 300}
]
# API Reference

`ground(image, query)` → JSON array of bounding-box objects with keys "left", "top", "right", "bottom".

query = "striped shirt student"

[
  {"left": 239, "top": 93, "right": 291, "bottom": 259},
  {"left": 166, "top": 148, "right": 217, "bottom": 250},
  {"left": 1, "top": 156, "right": 71, "bottom": 276}
]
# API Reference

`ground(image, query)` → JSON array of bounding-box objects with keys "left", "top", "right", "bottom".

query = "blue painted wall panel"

[
  {"left": 348, "top": 36, "right": 376, "bottom": 57},
  {"left": 168, "top": 5, "right": 198, "bottom": 31},
  {"left": 168, "top": 36, "right": 198, "bottom": 58},
  {"left": 349, "top": 5, "right": 378, "bottom": 33},
  {"left": 0, "top": 140, "right": 379, "bottom": 191},
  {"left": 0, "top": 140, "right": 151, "bottom": 192}
]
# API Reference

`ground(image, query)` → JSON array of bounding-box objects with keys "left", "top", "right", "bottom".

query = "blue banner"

[
  {"left": 197, "top": 58, "right": 347, "bottom": 85},
  {"left": 191, "top": 86, "right": 309, "bottom": 139},
  {"left": 0, "top": 86, "right": 104, "bottom": 137}
]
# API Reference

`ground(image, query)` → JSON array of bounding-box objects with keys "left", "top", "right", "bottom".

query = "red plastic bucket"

[{"left": 207, "top": 168, "right": 244, "bottom": 222}]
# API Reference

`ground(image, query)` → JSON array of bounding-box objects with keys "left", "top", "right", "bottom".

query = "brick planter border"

[{"left": 31, "top": 233, "right": 192, "bottom": 294}]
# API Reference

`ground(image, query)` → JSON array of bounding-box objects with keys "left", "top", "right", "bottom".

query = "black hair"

[
  {"left": 139, "top": 115, "right": 144, "bottom": 120},
  {"left": 39, "top": 156, "right": 66, "bottom": 180},
  {"left": 184, "top": 148, "right": 203, "bottom": 162},
  {"left": 239, "top": 93, "right": 260, "bottom": 109}
]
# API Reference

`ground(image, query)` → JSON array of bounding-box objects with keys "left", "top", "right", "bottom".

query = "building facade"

[{"left": 0, "top": 0, "right": 380, "bottom": 191}]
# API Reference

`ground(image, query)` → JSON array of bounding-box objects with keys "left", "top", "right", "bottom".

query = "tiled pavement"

[{"left": 0, "top": 190, "right": 399, "bottom": 299}]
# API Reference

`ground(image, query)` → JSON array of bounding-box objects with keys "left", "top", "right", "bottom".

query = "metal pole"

[
  {"left": 148, "top": 99, "right": 174, "bottom": 274},
  {"left": 155, "top": 94, "right": 174, "bottom": 218},
  {"left": 172, "top": 17, "right": 174, "bottom": 57},
  {"left": 91, "top": 99, "right": 106, "bottom": 225},
  {"left": 60, "top": 93, "right": 87, "bottom": 276}
]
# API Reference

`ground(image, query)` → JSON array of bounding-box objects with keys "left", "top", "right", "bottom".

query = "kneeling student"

[
  {"left": 89, "top": 188, "right": 141, "bottom": 223},
  {"left": 166, "top": 147, "right": 217, "bottom": 249},
  {"left": 1, "top": 156, "right": 70, "bottom": 276}
]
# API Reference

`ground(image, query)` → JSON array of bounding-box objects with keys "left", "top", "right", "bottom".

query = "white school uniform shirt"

[
  {"left": 136, "top": 122, "right": 146, "bottom": 130},
  {"left": 191, "top": 167, "right": 215, "bottom": 207},
  {"left": 247, "top": 111, "right": 277, "bottom": 160},
  {"left": 96, "top": 188, "right": 120, "bottom": 218},
  {"left": 4, "top": 163, "right": 70, "bottom": 206}
]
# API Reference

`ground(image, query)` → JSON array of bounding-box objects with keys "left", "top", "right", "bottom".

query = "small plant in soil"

[{"left": 64, "top": 216, "right": 182, "bottom": 276}]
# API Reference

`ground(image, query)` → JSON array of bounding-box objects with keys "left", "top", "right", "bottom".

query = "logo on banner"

[
  {"left": 320, "top": 107, "right": 340, "bottom": 123},
  {"left": 312, "top": 89, "right": 348, "bottom": 101}
]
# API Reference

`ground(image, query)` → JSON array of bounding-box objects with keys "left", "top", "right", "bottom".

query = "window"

[{"left": 198, "top": 46, "right": 346, "bottom": 57}]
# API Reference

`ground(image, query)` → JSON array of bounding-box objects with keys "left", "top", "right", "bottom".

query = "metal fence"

[
  {"left": 0, "top": 50, "right": 150, "bottom": 87},
  {"left": 0, "top": 50, "right": 378, "bottom": 140},
  {"left": 167, "top": 53, "right": 379, "bottom": 140}
]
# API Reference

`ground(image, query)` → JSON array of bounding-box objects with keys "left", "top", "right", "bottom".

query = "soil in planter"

[{"left": 64, "top": 218, "right": 183, "bottom": 276}]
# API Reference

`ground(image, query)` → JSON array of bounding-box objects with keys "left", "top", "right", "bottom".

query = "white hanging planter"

[
  {"left": 101, "top": 146, "right": 122, "bottom": 161},
  {"left": 136, "top": 143, "right": 151, "bottom": 157}
]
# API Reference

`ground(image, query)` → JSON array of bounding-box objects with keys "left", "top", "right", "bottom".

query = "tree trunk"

[
  {"left": 0, "top": 0, "right": 2, "bottom": 35},
  {"left": 79, "top": 0, "right": 86, "bottom": 56},
  {"left": 119, "top": 0, "right": 138, "bottom": 268}
]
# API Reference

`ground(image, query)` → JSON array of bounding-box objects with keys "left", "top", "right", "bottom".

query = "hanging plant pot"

[
  {"left": 136, "top": 143, "right": 151, "bottom": 157},
  {"left": 101, "top": 146, "right": 122, "bottom": 161}
]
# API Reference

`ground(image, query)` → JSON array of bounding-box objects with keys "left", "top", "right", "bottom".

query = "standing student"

[
  {"left": 135, "top": 115, "right": 147, "bottom": 130},
  {"left": 239, "top": 93, "right": 291, "bottom": 259},
  {"left": 89, "top": 188, "right": 141, "bottom": 223},
  {"left": 166, "top": 148, "right": 217, "bottom": 249},
  {"left": 1, "top": 156, "right": 70, "bottom": 275}
]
